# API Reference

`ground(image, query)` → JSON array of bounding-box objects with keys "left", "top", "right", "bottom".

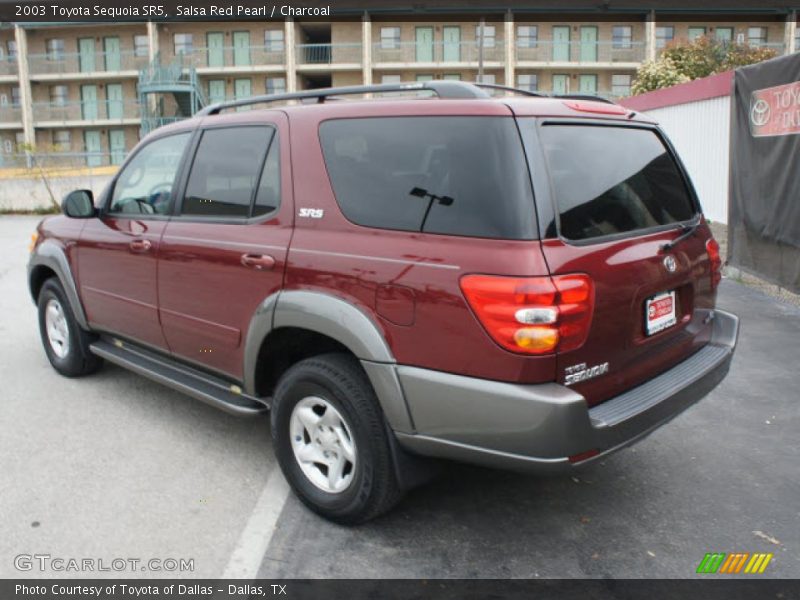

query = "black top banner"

[{"left": 1, "top": 0, "right": 799, "bottom": 22}]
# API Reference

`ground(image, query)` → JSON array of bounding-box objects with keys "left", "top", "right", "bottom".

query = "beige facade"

[{"left": 0, "top": 12, "right": 796, "bottom": 166}]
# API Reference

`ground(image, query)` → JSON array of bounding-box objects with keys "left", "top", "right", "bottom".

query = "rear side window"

[
  {"left": 319, "top": 117, "right": 536, "bottom": 239},
  {"left": 182, "top": 126, "right": 278, "bottom": 219},
  {"left": 538, "top": 124, "right": 696, "bottom": 241}
]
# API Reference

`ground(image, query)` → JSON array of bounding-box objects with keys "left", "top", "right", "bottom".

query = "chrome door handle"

[
  {"left": 129, "top": 239, "right": 152, "bottom": 253},
  {"left": 241, "top": 254, "right": 276, "bottom": 271}
]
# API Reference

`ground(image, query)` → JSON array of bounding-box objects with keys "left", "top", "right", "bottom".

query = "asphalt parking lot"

[{"left": 1, "top": 215, "right": 798, "bottom": 579}]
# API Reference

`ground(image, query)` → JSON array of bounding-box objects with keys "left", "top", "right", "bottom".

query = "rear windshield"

[
  {"left": 319, "top": 117, "right": 536, "bottom": 239},
  {"left": 538, "top": 124, "right": 697, "bottom": 242}
]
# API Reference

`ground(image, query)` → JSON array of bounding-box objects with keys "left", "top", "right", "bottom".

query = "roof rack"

[
  {"left": 197, "top": 80, "right": 491, "bottom": 116},
  {"left": 474, "top": 83, "right": 545, "bottom": 98},
  {"left": 553, "top": 94, "right": 617, "bottom": 105}
]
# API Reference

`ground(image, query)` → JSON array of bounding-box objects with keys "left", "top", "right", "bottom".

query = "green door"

[
  {"left": 443, "top": 26, "right": 461, "bottom": 62},
  {"left": 208, "top": 79, "right": 226, "bottom": 104},
  {"left": 207, "top": 32, "right": 224, "bottom": 67},
  {"left": 233, "top": 31, "right": 251, "bottom": 66},
  {"left": 580, "top": 26, "right": 598, "bottom": 62},
  {"left": 81, "top": 85, "right": 98, "bottom": 120},
  {"left": 78, "top": 38, "right": 95, "bottom": 73},
  {"left": 234, "top": 78, "right": 251, "bottom": 111},
  {"left": 103, "top": 37, "right": 120, "bottom": 71},
  {"left": 715, "top": 27, "right": 733, "bottom": 43},
  {"left": 688, "top": 27, "right": 706, "bottom": 41},
  {"left": 443, "top": 73, "right": 462, "bottom": 80},
  {"left": 108, "top": 129, "right": 126, "bottom": 165},
  {"left": 552, "top": 74, "right": 569, "bottom": 95},
  {"left": 579, "top": 74, "right": 597, "bottom": 94},
  {"left": 106, "top": 84, "right": 123, "bottom": 119},
  {"left": 553, "top": 26, "right": 571, "bottom": 62},
  {"left": 416, "top": 27, "right": 434, "bottom": 62},
  {"left": 84, "top": 131, "right": 102, "bottom": 167},
  {"left": 416, "top": 74, "right": 434, "bottom": 81}
]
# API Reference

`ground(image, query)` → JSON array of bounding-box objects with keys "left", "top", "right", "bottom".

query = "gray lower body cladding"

[{"left": 390, "top": 310, "right": 739, "bottom": 473}]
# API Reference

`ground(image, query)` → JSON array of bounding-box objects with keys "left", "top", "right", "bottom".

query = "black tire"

[
  {"left": 271, "top": 353, "right": 403, "bottom": 524},
  {"left": 37, "top": 278, "right": 103, "bottom": 377}
]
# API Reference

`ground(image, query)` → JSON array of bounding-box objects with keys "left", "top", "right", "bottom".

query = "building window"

[
  {"left": 7, "top": 40, "right": 17, "bottom": 60},
  {"left": 517, "top": 26, "right": 538, "bottom": 48},
  {"left": 46, "top": 39, "right": 65, "bottom": 60},
  {"left": 266, "top": 77, "right": 286, "bottom": 95},
  {"left": 688, "top": 27, "right": 706, "bottom": 41},
  {"left": 795, "top": 28, "right": 799, "bottom": 51},
  {"left": 612, "top": 26, "right": 633, "bottom": 49},
  {"left": 747, "top": 27, "right": 768, "bottom": 47},
  {"left": 265, "top": 30, "right": 284, "bottom": 52},
  {"left": 50, "top": 85, "right": 69, "bottom": 106},
  {"left": 381, "top": 74, "right": 401, "bottom": 84},
  {"left": 517, "top": 74, "right": 538, "bottom": 92},
  {"left": 11, "top": 86, "right": 20, "bottom": 107},
  {"left": 134, "top": 35, "right": 149, "bottom": 57},
  {"left": 3, "top": 139, "right": 12, "bottom": 154},
  {"left": 656, "top": 26, "right": 674, "bottom": 49},
  {"left": 476, "top": 25, "right": 496, "bottom": 48},
  {"left": 477, "top": 73, "right": 496, "bottom": 84},
  {"left": 53, "top": 130, "right": 71, "bottom": 152},
  {"left": 380, "top": 27, "right": 401, "bottom": 49},
  {"left": 612, "top": 74, "right": 632, "bottom": 97},
  {"left": 173, "top": 34, "right": 193, "bottom": 56},
  {"left": 715, "top": 27, "right": 734, "bottom": 44}
]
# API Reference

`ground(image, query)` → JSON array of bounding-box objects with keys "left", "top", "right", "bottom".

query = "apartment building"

[{"left": 0, "top": 11, "right": 797, "bottom": 166}]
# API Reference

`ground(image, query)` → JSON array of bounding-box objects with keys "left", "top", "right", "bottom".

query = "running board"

[{"left": 89, "top": 338, "right": 269, "bottom": 417}]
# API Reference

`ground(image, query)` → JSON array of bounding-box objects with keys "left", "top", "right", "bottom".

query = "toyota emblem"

[
  {"left": 750, "top": 98, "right": 771, "bottom": 128},
  {"left": 663, "top": 255, "right": 677, "bottom": 273}
]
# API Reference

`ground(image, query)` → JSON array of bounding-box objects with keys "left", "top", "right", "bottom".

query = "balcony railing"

[
  {"left": 0, "top": 56, "right": 18, "bottom": 76},
  {"left": 516, "top": 41, "right": 646, "bottom": 63},
  {"left": 32, "top": 100, "right": 142, "bottom": 122},
  {"left": 0, "top": 105, "right": 22, "bottom": 122},
  {"left": 0, "top": 151, "right": 127, "bottom": 169},
  {"left": 296, "top": 43, "right": 362, "bottom": 65},
  {"left": 175, "top": 45, "right": 286, "bottom": 69},
  {"left": 28, "top": 50, "right": 149, "bottom": 75},
  {"left": 373, "top": 40, "right": 506, "bottom": 64}
]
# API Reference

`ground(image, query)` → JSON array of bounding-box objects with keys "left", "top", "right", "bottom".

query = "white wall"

[
  {"left": 0, "top": 172, "right": 113, "bottom": 212},
  {"left": 644, "top": 95, "right": 731, "bottom": 224}
]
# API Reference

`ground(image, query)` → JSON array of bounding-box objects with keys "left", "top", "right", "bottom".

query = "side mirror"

[{"left": 62, "top": 190, "right": 95, "bottom": 219}]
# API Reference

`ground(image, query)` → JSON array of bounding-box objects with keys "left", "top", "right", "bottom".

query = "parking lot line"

[{"left": 221, "top": 467, "right": 291, "bottom": 579}]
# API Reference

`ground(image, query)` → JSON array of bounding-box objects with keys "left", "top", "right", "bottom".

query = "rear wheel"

[
  {"left": 271, "top": 353, "right": 403, "bottom": 524},
  {"left": 37, "top": 278, "right": 102, "bottom": 377}
]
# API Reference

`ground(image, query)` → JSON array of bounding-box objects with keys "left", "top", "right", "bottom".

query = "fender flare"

[
  {"left": 28, "top": 239, "right": 89, "bottom": 330},
  {"left": 243, "top": 290, "right": 414, "bottom": 432}
]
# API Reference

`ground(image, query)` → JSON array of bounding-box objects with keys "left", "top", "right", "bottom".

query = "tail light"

[
  {"left": 459, "top": 274, "right": 594, "bottom": 355},
  {"left": 706, "top": 238, "right": 722, "bottom": 289}
]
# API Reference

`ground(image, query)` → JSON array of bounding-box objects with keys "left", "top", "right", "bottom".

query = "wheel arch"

[{"left": 28, "top": 240, "right": 89, "bottom": 330}]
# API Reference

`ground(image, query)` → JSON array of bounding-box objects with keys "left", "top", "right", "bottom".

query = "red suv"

[{"left": 28, "top": 81, "right": 738, "bottom": 523}]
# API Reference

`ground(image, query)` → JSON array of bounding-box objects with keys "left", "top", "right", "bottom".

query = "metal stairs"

[{"left": 138, "top": 53, "right": 206, "bottom": 136}]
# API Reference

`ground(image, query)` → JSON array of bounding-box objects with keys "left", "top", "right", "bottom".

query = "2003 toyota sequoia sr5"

[{"left": 28, "top": 81, "right": 739, "bottom": 523}]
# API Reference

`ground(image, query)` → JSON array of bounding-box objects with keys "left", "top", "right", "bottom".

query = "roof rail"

[
  {"left": 474, "top": 83, "right": 545, "bottom": 98},
  {"left": 553, "top": 94, "right": 617, "bottom": 105},
  {"left": 197, "top": 80, "right": 491, "bottom": 116}
]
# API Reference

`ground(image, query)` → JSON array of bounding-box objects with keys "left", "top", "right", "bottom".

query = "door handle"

[
  {"left": 240, "top": 253, "right": 276, "bottom": 271},
  {"left": 129, "top": 239, "right": 152, "bottom": 253}
]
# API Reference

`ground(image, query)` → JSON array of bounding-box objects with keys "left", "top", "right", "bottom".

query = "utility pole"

[{"left": 477, "top": 17, "right": 485, "bottom": 82}]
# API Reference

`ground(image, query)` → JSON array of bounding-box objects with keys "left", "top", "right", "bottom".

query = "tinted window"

[
  {"left": 319, "top": 117, "right": 535, "bottom": 239},
  {"left": 182, "top": 127, "right": 274, "bottom": 218},
  {"left": 110, "top": 133, "right": 190, "bottom": 215},
  {"left": 253, "top": 132, "right": 281, "bottom": 217},
  {"left": 538, "top": 125, "right": 696, "bottom": 241}
]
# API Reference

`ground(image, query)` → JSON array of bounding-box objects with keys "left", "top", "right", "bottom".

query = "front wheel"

[
  {"left": 37, "top": 278, "right": 103, "bottom": 377},
  {"left": 271, "top": 353, "right": 403, "bottom": 524}
]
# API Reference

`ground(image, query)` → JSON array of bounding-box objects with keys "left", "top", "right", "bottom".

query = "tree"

[{"left": 632, "top": 36, "right": 779, "bottom": 94}]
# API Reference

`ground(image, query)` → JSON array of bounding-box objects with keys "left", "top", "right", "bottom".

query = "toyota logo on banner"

[{"left": 749, "top": 81, "right": 800, "bottom": 137}]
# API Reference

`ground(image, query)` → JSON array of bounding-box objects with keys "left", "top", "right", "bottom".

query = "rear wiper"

[{"left": 660, "top": 218, "right": 701, "bottom": 253}]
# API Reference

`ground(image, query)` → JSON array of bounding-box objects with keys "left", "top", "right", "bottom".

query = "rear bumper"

[{"left": 395, "top": 309, "right": 739, "bottom": 472}]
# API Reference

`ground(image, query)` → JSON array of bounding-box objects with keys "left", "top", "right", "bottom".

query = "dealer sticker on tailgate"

[{"left": 645, "top": 291, "right": 677, "bottom": 336}]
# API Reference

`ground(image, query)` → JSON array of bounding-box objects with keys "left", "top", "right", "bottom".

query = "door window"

[
  {"left": 109, "top": 133, "right": 190, "bottom": 215},
  {"left": 104, "top": 37, "right": 121, "bottom": 71},
  {"left": 181, "top": 127, "right": 275, "bottom": 219}
]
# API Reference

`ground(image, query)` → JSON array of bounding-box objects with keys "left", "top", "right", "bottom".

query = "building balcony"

[
  {"left": 27, "top": 50, "right": 148, "bottom": 77},
  {"left": 0, "top": 56, "right": 18, "bottom": 77},
  {"left": 296, "top": 43, "right": 362, "bottom": 67},
  {"left": 32, "top": 100, "right": 141, "bottom": 125},
  {"left": 176, "top": 46, "right": 286, "bottom": 71},
  {"left": 516, "top": 41, "right": 646, "bottom": 65},
  {"left": 373, "top": 41, "right": 506, "bottom": 66},
  {"left": 0, "top": 105, "right": 22, "bottom": 125}
]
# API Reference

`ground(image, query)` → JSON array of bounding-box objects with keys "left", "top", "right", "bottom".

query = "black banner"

[
  {"left": 728, "top": 52, "right": 800, "bottom": 294},
  {"left": 2, "top": 579, "right": 800, "bottom": 600}
]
